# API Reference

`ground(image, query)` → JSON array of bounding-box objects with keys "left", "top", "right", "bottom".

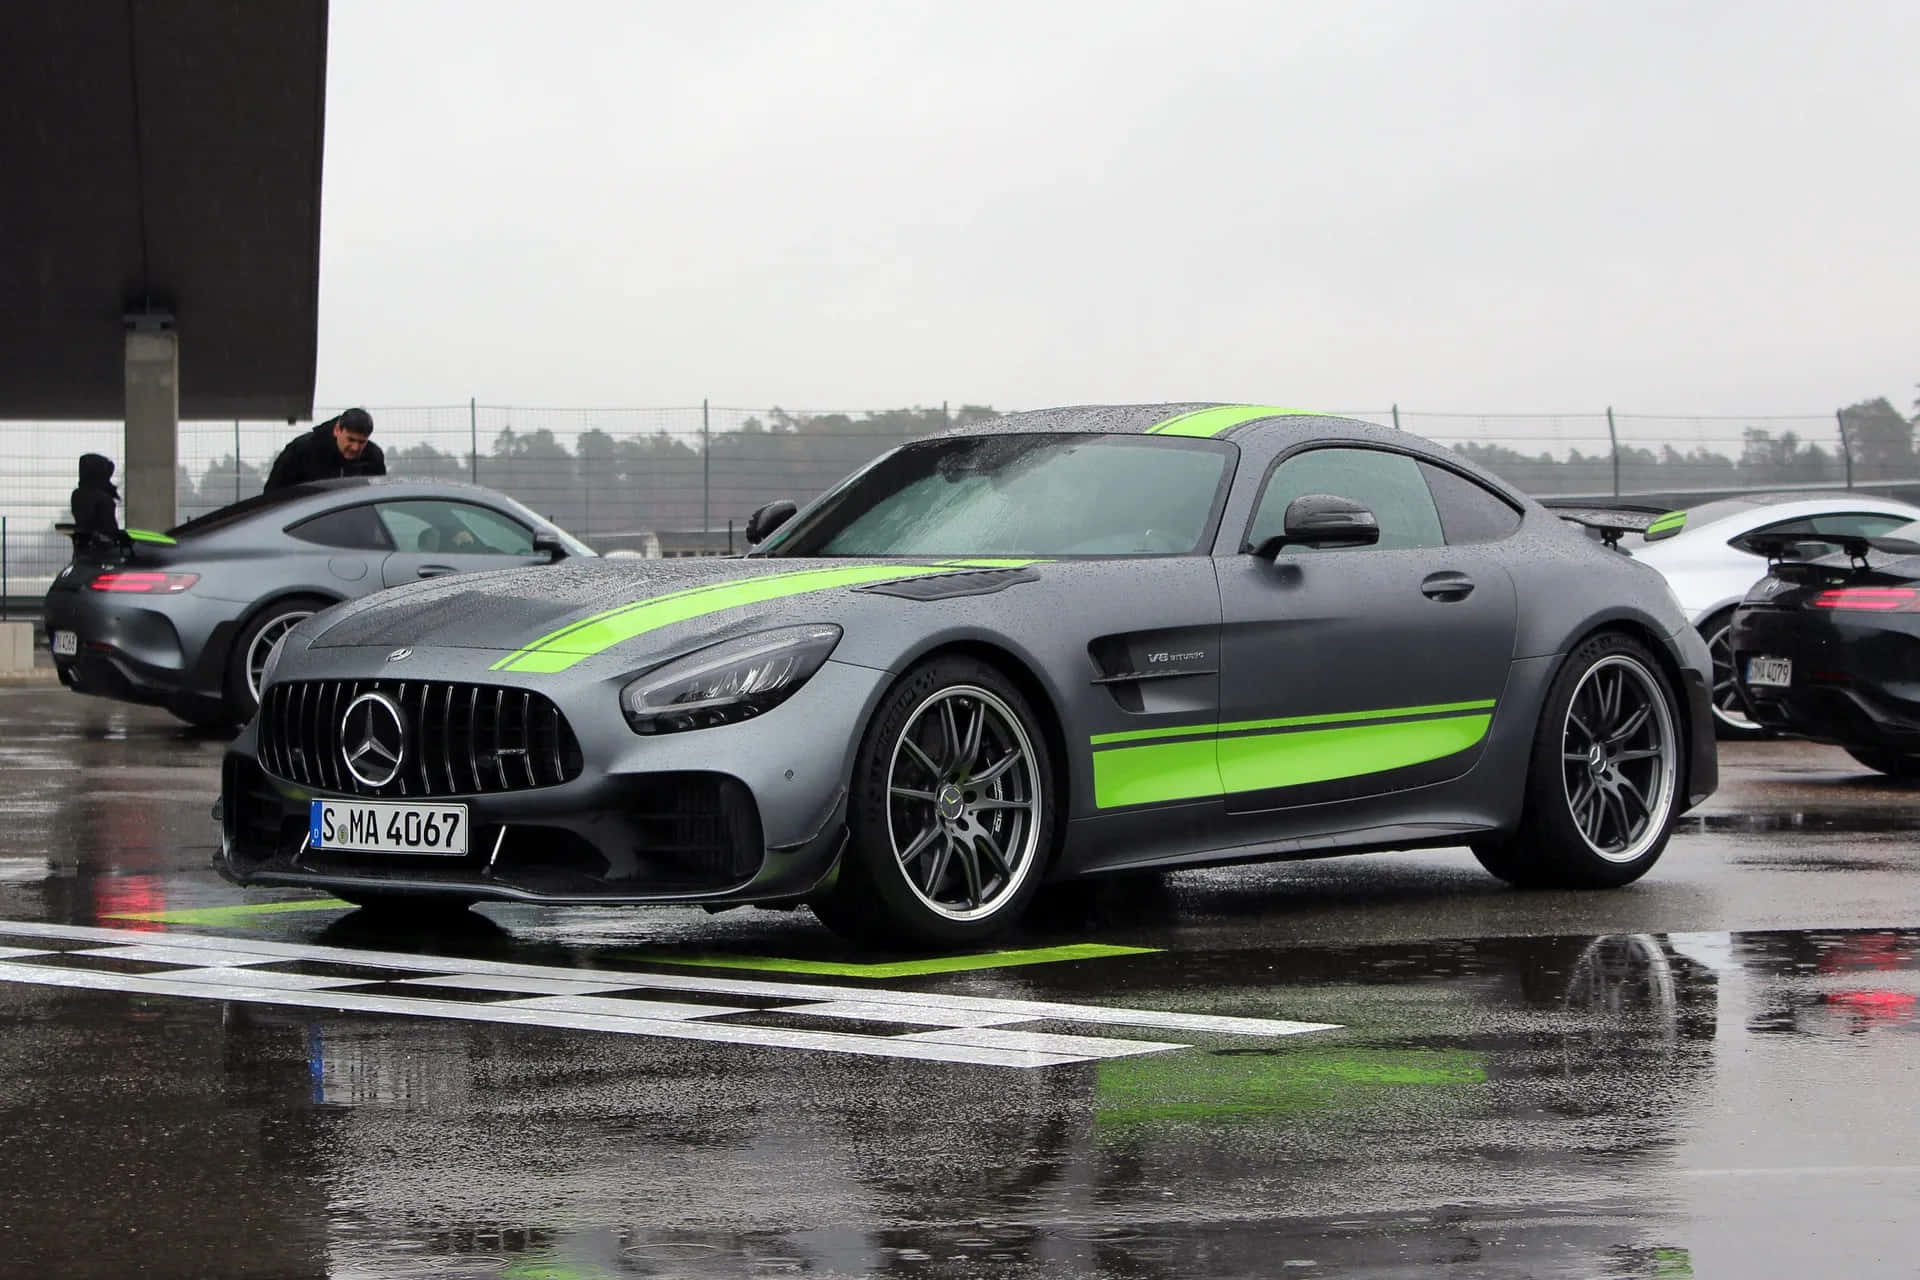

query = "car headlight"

[{"left": 620, "top": 624, "right": 842, "bottom": 734}]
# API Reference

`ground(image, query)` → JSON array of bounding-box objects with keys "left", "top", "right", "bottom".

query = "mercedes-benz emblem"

[
  {"left": 341, "top": 692, "right": 407, "bottom": 788},
  {"left": 387, "top": 647, "right": 413, "bottom": 662}
]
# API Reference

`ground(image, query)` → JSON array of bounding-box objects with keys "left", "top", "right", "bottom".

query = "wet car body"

[
  {"left": 217, "top": 404, "right": 1718, "bottom": 946},
  {"left": 43, "top": 477, "right": 590, "bottom": 728},
  {"left": 1731, "top": 523, "right": 1920, "bottom": 775}
]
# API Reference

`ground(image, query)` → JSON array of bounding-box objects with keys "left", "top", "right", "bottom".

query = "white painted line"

[
  {"left": 0, "top": 947, "right": 50, "bottom": 960},
  {"left": 905, "top": 1027, "right": 1185, "bottom": 1059},
  {"left": 0, "top": 961, "right": 1087, "bottom": 1068},
  {"left": 501, "top": 994, "right": 752, "bottom": 1021},
  {"left": 0, "top": 921, "right": 1340, "bottom": 1039},
  {"left": 72, "top": 944, "right": 276, "bottom": 967},
  {"left": 161, "top": 966, "right": 368, "bottom": 991},
  {"left": 784, "top": 1000, "right": 1026, "bottom": 1029},
  {"left": 394, "top": 973, "right": 641, "bottom": 997}
]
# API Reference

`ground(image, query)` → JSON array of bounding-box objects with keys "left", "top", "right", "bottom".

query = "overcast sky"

[{"left": 315, "top": 0, "right": 1918, "bottom": 417}]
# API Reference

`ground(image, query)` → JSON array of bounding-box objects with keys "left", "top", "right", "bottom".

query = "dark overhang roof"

[{"left": 0, "top": 0, "right": 327, "bottom": 421}]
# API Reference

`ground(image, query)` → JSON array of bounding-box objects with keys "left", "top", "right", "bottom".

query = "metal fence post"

[
  {"left": 1391, "top": 403, "right": 1400, "bottom": 431},
  {"left": 2, "top": 516, "right": 8, "bottom": 621},
  {"left": 702, "top": 398, "right": 711, "bottom": 540},
  {"left": 469, "top": 398, "right": 479, "bottom": 483},
  {"left": 1606, "top": 406, "right": 1620, "bottom": 497},
  {"left": 234, "top": 420, "right": 241, "bottom": 501},
  {"left": 1835, "top": 407, "right": 1853, "bottom": 489}
]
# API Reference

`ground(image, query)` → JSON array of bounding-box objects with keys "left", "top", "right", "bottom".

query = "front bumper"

[{"left": 216, "top": 656, "right": 888, "bottom": 905}]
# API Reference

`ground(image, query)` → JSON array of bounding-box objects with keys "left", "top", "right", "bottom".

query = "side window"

[
  {"left": 1248, "top": 447, "right": 1444, "bottom": 552},
  {"left": 1419, "top": 462, "right": 1523, "bottom": 544},
  {"left": 376, "top": 501, "right": 535, "bottom": 556},
  {"left": 286, "top": 504, "right": 391, "bottom": 550}
]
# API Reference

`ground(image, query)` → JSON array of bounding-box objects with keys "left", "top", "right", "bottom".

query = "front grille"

[{"left": 258, "top": 679, "right": 584, "bottom": 798}]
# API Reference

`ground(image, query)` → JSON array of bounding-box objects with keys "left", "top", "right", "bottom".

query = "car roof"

[
  {"left": 167, "top": 476, "right": 537, "bottom": 539},
  {"left": 934, "top": 403, "right": 1377, "bottom": 441},
  {"left": 1679, "top": 491, "right": 1920, "bottom": 532}
]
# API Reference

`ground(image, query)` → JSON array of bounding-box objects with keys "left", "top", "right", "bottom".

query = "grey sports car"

[
  {"left": 217, "top": 405, "right": 1718, "bottom": 947},
  {"left": 44, "top": 478, "right": 592, "bottom": 728}
]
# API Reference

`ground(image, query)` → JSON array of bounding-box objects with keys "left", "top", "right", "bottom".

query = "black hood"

[{"left": 77, "top": 452, "right": 118, "bottom": 493}]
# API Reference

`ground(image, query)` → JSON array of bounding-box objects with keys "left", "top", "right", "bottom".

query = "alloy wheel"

[
  {"left": 884, "top": 685, "right": 1042, "bottom": 921},
  {"left": 1559, "top": 655, "right": 1678, "bottom": 863},
  {"left": 247, "top": 611, "right": 314, "bottom": 700}
]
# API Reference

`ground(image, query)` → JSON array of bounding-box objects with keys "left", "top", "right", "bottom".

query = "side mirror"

[
  {"left": 1251, "top": 494, "right": 1380, "bottom": 558},
  {"left": 745, "top": 500, "right": 798, "bottom": 547},
  {"left": 531, "top": 530, "right": 568, "bottom": 563}
]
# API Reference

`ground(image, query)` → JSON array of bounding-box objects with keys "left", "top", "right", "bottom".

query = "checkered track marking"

[{"left": 0, "top": 921, "right": 1338, "bottom": 1068}]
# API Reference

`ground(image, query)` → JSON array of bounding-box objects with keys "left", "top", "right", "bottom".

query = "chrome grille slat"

[{"left": 256, "top": 679, "right": 582, "bottom": 799}]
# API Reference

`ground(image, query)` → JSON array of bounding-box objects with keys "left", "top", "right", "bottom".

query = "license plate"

[
  {"left": 1746, "top": 656, "right": 1792, "bottom": 688},
  {"left": 309, "top": 800, "right": 468, "bottom": 855},
  {"left": 52, "top": 631, "right": 77, "bottom": 657}
]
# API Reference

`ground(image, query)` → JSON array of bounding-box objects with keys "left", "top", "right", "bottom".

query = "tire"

[
  {"left": 225, "top": 596, "right": 328, "bottom": 722},
  {"left": 1700, "top": 609, "right": 1769, "bottom": 740},
  {"left": 1473, "top": 632, "right": 1685, "bottom": 890},
  {"left": 1843, "top": 747, "right": 1920, "bottom": 779},
  {"left": 812, "top": 655, "right": 1057, "bottom": 949}
]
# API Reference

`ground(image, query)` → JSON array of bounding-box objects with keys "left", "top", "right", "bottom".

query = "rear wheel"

[
  {"left": 1474, "top": 632, "right": 1684, "bottom": 889},
  {"left": 225, "top": 596, "right": 327, "bottom": 722},
  {"left": 812, "top": 656, "right": 1056, "bottom": 949},
  {"left": 1701, "top": 609, "right": 1768, "bottom": 739},
  {"left": 1843, "top": 747, "right": 1920, "bottom": 778}
]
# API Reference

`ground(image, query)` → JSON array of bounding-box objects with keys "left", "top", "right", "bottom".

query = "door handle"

[
  {"left": 1421, "top": 571, "right": 1475, "bottom": 602},
  {"left": 416, "top": 564, "right": 456, "bottom": 578}
]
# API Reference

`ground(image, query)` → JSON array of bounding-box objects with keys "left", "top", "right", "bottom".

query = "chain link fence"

[{"left": 4, "top": 400, "right": 1916, "bottom": 610}]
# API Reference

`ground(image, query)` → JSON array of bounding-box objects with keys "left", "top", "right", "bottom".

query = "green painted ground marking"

[
  {"left": 1098, "top": 1047, "right": 1486, "bottom": 1125},
  {"left": 618, "top": 941, "right": 1158, "bottom": 979},
  {"left": 106, "top": 898, "right": 353, "bottom": 926}
]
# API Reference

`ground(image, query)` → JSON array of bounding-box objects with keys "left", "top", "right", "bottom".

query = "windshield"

[{"left": 766, "top": 433, "right": 1236, "bottom": 557}]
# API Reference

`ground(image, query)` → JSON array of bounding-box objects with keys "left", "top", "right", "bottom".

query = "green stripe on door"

[
  {"left": 1146, "top": 405, "right": 1322, "bottom": 438},
  {"left": 492, "top": 564, "right": 959, "bottom": 674},
  {"left": 1090, "top": 705, "right": 1495, "bottom": 808}
]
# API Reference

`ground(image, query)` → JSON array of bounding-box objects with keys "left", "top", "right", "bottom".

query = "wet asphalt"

[{"left": 0, "top": 682, "right": 1915, "bottom": 1279}]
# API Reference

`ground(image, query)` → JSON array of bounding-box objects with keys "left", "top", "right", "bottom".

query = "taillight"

[
  {"left": 88, "top": 571, "right": 199, "bottom": 594},
  {"left": 1810, "top": 587, "right": 1918, "bottom": 612}
]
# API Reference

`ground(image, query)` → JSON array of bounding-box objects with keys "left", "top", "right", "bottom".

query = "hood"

[
  {"left": 76, "top": 452, "right": 118, "bottom": 494},
  {"left": 309, "top": 556, "right": 1013, "bottom": 672}
]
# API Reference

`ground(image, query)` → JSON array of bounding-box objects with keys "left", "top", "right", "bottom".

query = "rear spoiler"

[
  {"left": 1745, "top": 531, "right": 1920, "bottom": 579},
  {"left": 1539, "top": 500, "right": 1687, "bottom": 549}
]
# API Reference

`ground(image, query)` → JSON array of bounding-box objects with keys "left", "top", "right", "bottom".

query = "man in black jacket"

[{"left": 263, "top": 408, "right": 386, "bottom": 493}]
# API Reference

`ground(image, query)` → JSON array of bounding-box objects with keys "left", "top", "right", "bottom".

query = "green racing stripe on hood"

[
  {"left": 491, "top": 564, "right": 962, "bottom": 674},
  {"left": 1147, "top": 405, "right": 1321, "bottom": 438}
]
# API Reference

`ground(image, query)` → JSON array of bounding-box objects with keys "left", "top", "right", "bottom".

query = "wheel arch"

[{"left": 224, "top": 588, "right": 344, "bottom": 662}]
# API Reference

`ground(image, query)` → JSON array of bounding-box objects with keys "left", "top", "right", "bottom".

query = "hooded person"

[
  {"left": 263, "top": 407, "right": 386, "bottom": 493},
  {"left": 70, "top": 453, "right": 129, "bottom": 556}
]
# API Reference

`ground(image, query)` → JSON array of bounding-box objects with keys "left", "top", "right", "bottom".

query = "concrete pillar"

[{"left": 123, "top": 319, "right": 180, "bottom": 533}]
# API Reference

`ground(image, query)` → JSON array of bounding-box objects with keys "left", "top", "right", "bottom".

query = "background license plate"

[
  {"left": 1747, "top": 656, "right": 1792, "bottom": 688},
  {"left": 52, "top": 631, "right": 77, "bottom": 656},
  {"left": 310, "top": 800, "right": 468, "bottom": 855}
]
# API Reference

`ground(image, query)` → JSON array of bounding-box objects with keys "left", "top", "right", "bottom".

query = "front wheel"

[
  {"left": 812, "top": 656, "right": 1056, "bottom": 948},
  {"left": 1474, "top": 632, "right": 1684, "bottom": 889},
  {"left": 1844, "top": 747, "right": 1920, "bottom": 779}
]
